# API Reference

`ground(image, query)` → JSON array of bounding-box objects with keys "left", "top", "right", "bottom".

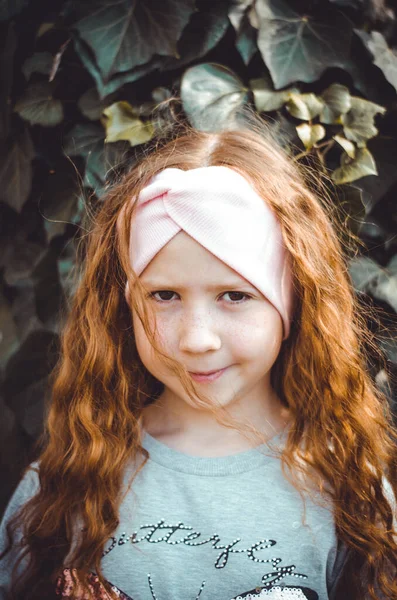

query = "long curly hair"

[{"left": 1, "top": 121, "right": 397, "bottom": 600}]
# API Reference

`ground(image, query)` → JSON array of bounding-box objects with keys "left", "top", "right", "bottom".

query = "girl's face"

[{"left": 132, "top": 231, "right": 283, "bottom": 410}]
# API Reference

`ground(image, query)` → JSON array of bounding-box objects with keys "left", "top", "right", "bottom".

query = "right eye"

[{"left": 148, "top": 291, "right": 178, "bottom": 303}]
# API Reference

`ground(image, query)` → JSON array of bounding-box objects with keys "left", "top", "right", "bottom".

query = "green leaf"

[
  {"left": 369, "top": 269, "right": 397, "bottom": 313},
  {"left": 72, "top": 34, "right": 164, "bottom": 99},
  {"left": 268, "top": 112, "right": 300, "bottom": 150},
  {"left": 358, "top": 254, "right": 397, "bottom": 313},
  {"left": 37, "top": 23, "right": 55, "bottom": 38},
  {"left": 63, "top": 123, "right": 128, "bottom": 193},
  {"left": 253, "top": 0, "right": 353, "bottom": 89},
  {"left": 286, "top": 93, "right": 324, "bottom": 121},
  {"left": 63, "top": 123, "right": 104, "bottom": 158},
  {"left": 102, "top": 102, "right": 154, "bottom": 147},
  {"left": 181, "top": 63, "right": 249, "bottom": 131},
  {"left": 4, "top": 240, "right": 46, "bottom": 285},
  {"left": 228, "top": 0, "right": 254, "bottom": 30},
  {"left": 342, "top": 96, "right": 386, "bottom": 146},
  {"left": 320, "top": 83, "right": 351, "bottom": 124},
  {"left": 14, "top": 82, "right": 63, "bottom": 127},
  {"left": 348, "top": 256, "right": 381, "bottom": 292},
  {"left": 353, "top": 137, "right": 397, "bottom": 213},
  {"left": 162, "top": 1, "right": 230, "bottom": 72},
  {"left": 356, "top": 30, "right": 397, "bottom": 94},
  {"left": 77, "top": 87, "right": 115, "bottom": 121},
  {"left": 296, "top": 123, "right": 325, "bottom": 150},
  {"left": 0, "top": 0, "right": 28, "bottom": 21},
  {"left": 335, "top": 184, "right": 366, "bottom": 236},
  {"left": 0, "top": 291, "right": 18, "bottom": 367},
  {"left": 0, "top": 128, "right": 34, "bottom": 212},
  {"left": 235, "top": 16, "right": 257, "bottom": 65},
  {"left": 73, "top": 0, "right": 195, "bottom": 80},
  {"left": 22, "top": 52, "right": 53, "bottom": 80},
  {"left": 0, "top": 23, "right": 16, "bottom": 140},
  {"left": 333, "top": 135, "right": 356, "bottom": 159},
  {"left": 229, "top": 1, "right": 258, "bottom": 65},
  {"left": 331, "top": 147, "right": 378, "bottom": 184},
  {"left": 40, "top": 158, "right": 80, "bottom": 242},
  {"left": 57, "top": 236, "right": 79, "bottom": 297},
  {"left": 250, "top": 77, "right": 297, "bottom": 112}
]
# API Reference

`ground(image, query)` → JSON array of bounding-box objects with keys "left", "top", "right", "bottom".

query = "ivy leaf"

[
  {"left": 229, "top": 1, "right": 257, "bottom": 65},
  {"left": 14, "top": 82, "right": 63, "bottom": 127},
  {"left": 73, "top": 0, "right": 195, "bottom": 80},
  {"left": 329, "top": 0, "right": 361, "bottom": 7},
  {"left": 296, "top": 123, "right": 325, "bottom": 150},
  {"left": 332, "top": 147, "right": 378, "bottom": 184},
  {"left": 4, "top": 331, "right": 60, "bottom": 438},
  {"left": 72, "top": 34, "right": 165, "bottom": 99},
  {"left": 286, "top": 93, "right": 324, "bottom": 121},
  {"left": 63, "top": 123, "right": 128, "bottom": 193},
  {"left": 268, "top": 112, "right": 300, "bottom": 149},
  {"left": 77, "top": 87, "right": 116, "bottom": 121},
  {"left": 0, "top": 128, "right": 34, "bottom": 212},
  {"left": 333, "top": 135, "right": 356, "bottom": 159},
  {"left": 356, "top": 30, "right": 397, "bottom": 94},
  {"left": 181, "top": 63, "right": 249, "bottom": 131},
  {"left": 39, "top": 158, "right": 80, "bottom": 243},
  {"left": 369, "top": 268, "right": 397, "bottom": 313},
  {"left": 342, "top": 97, "right": 386, "bottom": 146},
  {"left": 162, "top": 0, "right": 230, "bottom": 71},
  {"left": 250, "top": 77, "right": 297, "bottom": 112},
  {"left": 0, "top": 0, "right": 28, "bottom": 21},
  {"left": 102, "top": 102, "right": 154, "bottom": 147},
  {"left": 354, "top": 137, "right": 397, "bottom": 213},
  {"left": 320, "top": 83, "right": 351, "bottom": 125},
  {"left": 37, "top": 23, "right": 55, "bottom": 37},
  {"left": 348, "top": 256, "right": 381, "bottom": 292},
  {"left": 4, "top": 239, "right": 46, "bottom": 285},
  {"left": 228, "top": 0, "right": 254, "bottom": 30},
  {"left": 0, "top": 23, "right": 16, "bottom": 140},
  {"left": 253, "top": 0, "right": 353, "bottom": 89},
  {"left": 63, "top": 123, "right": 104, "bottom": 158},
  {"left": 22, "top": 52, "right": 53, "bottom": 80},
  {"left": 335, "top": 184, "right": 366, "bottom": 236},
  {"left": 235, "top": 16, "right": 257, "bottom": 65},
  {"left": 57, "top": 236, "right": 79, "bottom": 299},
  {"left": 0, "top": 291, "right": 18, "bottom": 367}
]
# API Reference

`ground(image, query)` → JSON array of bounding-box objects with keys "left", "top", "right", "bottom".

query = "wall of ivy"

[{"left": 1, "top": 0, "right": 397, "bottom": 514}]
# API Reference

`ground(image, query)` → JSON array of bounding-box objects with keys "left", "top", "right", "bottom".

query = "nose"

[{"left": 178, "top": 313, "right": 221, "bottom": 354}]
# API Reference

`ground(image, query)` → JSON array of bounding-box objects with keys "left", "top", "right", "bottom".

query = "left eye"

[{"left": 148, "top": 291, "right": 251, "bottom": 304}]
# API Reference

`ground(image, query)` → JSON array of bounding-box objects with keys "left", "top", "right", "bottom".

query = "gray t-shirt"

[{"left": 1, "top": 429, "right": 348, "bottom": 600}]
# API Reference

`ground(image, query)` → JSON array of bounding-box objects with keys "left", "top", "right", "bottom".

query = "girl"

[{"left": 1, "top": 121, "right": 397, "bottom": 600}]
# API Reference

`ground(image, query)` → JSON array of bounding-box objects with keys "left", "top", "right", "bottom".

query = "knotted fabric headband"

[{"left": 119, "top": 166, "right": 294, "bottom": 339}]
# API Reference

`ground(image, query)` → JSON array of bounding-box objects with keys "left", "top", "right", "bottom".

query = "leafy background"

[{"left": 1, "top": 0, "right": 397, "bottom": 515}]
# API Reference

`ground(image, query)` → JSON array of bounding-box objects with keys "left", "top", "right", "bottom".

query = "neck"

[{"left": 142, "top": 384, "right": 291, "bottom": 457}]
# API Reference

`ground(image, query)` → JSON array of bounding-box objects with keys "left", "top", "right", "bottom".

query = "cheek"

[
  {"left": 232, "top": 310, "right": 283, "bottom": 361},
  {"left": 132, "top": 312, "right": 154, "bottom": 366},
  {"left": 132, "top": 311, "right": 172, "bottom": 367}
]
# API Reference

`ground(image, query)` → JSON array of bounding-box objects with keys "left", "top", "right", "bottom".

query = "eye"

[
  {"left": 223, "top": 291, "right": 252, "bottom": 303},
  {"left": 147, "top": 291, "right": 252, "bottom": 304},
  {"left": 149, "top": 291, "right": 177, "bottom": 302}
]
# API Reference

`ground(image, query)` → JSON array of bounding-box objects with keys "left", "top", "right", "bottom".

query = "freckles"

[{"left": 154, "top": 318, "right": 171, "bottom": 345}]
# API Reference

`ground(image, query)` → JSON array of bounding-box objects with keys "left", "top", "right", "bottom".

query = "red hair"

[{"left": 2, "top": 123, "right": 397, "bottom": 599}]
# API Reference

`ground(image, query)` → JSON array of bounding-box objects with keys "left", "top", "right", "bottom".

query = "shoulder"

[
  {"left": 1, "top": 461, "right": 40, "bottom": 528},
  {"left": 382, "top": 475, "right": 396, "bottom": 509}
]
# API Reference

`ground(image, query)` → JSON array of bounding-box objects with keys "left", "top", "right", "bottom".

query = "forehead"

[{"left": 140, "top": 231, "right": 250, "bottom": 288}]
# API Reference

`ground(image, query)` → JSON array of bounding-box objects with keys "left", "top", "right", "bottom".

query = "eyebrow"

[{"left": 141, "top": 280, "right": 252, "bottom": 291}]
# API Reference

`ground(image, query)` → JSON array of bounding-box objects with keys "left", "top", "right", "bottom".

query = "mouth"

[
  {"left": 189, "top": 369, "right": 225, "bottom": 375},
  {"left": 188, "top": 367, "right": 229, "bottom": 383}
]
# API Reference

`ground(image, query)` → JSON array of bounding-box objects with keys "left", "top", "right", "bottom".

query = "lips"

[{"left": 189, "top": 369, "right": 224, "bottom": 375}]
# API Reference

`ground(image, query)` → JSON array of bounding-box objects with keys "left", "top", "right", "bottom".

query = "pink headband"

[{"left": 119, "top": 166, "right": 294, "bottom": 340}]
